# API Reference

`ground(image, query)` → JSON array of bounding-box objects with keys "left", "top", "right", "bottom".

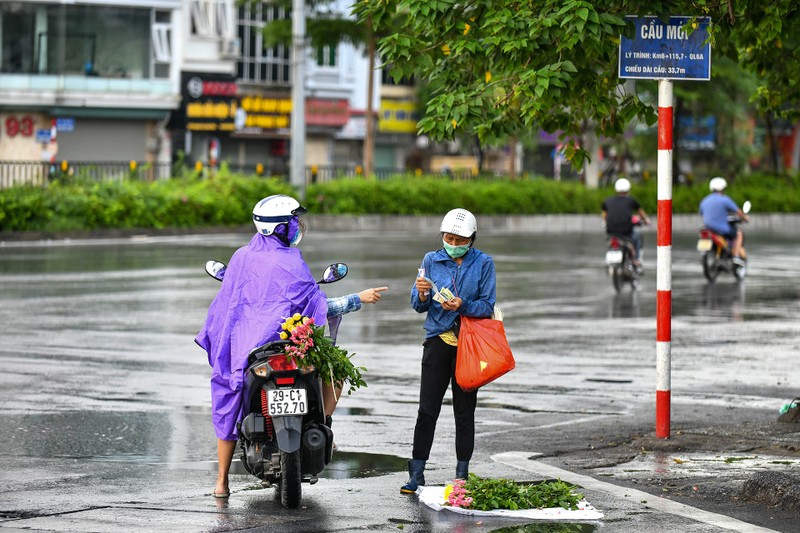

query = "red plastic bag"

[{"left": 455, "top": 316, "right": 515, "bottom": 392}]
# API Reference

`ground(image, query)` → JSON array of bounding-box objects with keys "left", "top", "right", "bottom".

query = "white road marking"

[
  {"left": 476, "top": 415, "right": 616, "bottom": 438},
  {"left": 492, "top": 451, "right": 779, "bottom": 533}
]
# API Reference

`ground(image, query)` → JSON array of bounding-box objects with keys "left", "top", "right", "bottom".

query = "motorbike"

[
  {"left": 696, "top": 200, "right": 751, "bottom": 282},
  {"left": 205, "top": 260, "right": 348, "bottom": 508},
  {"left": 604, "top": 216, "right": 643, "bottom": 292}
]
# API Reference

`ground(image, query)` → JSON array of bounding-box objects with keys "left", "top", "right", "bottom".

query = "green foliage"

[
  {"left": 280, "top": 314, "right": 366, "bottom": 395},
  {"left": 463, "top": 474, "right": 583, "bottom": 512},
  {"left": 358, "top": 0, "right": 800, "bottom": 166},
  {"left": 0, "top": 174, "right": 293, "bottom": 233},
  {"left": 1, "top": 173, "right": 798, "bottom": 233},
  {"left": 307, "top": 176, "right": 624, "bottom": 215}
]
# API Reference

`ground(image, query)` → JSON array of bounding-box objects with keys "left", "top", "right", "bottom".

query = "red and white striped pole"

[{"left": 656, "top": 79, "right": 673, "bottom": 439}]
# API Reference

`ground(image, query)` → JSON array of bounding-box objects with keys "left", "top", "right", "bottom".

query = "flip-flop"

[{"left": 213, "top": 490, "right": 230, "bottom": 499}]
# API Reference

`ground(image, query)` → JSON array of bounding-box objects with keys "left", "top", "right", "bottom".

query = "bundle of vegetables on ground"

[{"left": 445, "top": 475, "right": 583, "bottom": 511}]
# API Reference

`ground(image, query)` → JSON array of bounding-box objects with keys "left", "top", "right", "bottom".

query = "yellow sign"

[
  {"left": 379, "top": 99, "right": 419, "bottom": 133},
  {"left": 186, "top": 96, "right": 292, "bottom": 132}
]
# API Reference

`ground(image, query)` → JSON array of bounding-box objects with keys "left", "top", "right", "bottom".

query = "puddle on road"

[
  {"left": 490, "top": 523, "right": 596, "bottom": 533},
  {"left": 592, "top": 451, "right": 800, "bottom": 480},
  {"left": 319, "top": 451, "right": 407, "bottom": 479},
  {"left": 153, "top": 451, "right": 406, "bottom": 479}
]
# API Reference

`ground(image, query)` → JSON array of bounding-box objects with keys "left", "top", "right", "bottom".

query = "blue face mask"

[{"left": 443, "top": 240, "right": 470, "bottom": 258}]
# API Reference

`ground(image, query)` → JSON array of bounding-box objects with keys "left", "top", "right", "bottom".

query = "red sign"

[{"left": 306, "top": 98, "right": 349, "bottom": 127}]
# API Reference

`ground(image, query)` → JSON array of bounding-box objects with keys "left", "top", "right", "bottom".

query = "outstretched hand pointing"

[{"left": 358, "top": 287, "right": 389, "bottom": 304}]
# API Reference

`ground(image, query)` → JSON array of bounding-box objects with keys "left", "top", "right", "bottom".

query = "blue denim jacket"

[{"left": 410, "top": 247, "right": 496, "bottom": 338}]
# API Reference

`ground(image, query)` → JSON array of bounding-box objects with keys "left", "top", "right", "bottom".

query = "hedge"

[{"left": 0, "top": 172, "right": 797, "bottom": 233}]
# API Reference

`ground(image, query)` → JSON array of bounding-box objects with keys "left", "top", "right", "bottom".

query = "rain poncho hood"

[{"left": 195, "top": 232, "right": 328, "bottom": 440}]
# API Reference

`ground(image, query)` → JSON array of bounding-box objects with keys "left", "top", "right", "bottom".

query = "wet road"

[{"left": 0, "top": 223, "right": 798, "bottom": 532}]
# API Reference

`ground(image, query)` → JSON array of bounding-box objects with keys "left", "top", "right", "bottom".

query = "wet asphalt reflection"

[{"left": 0, "top": 227, "right": 798, "bottom": 531}]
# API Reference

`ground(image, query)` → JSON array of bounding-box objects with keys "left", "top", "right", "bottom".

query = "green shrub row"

[
  {"left": 0, "top": 175, "right": 293, "bottom": 232},
  {"left": 0, "top": 172, "right": 797, "bottom": 233}
]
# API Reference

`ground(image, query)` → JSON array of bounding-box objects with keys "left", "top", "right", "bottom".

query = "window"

[
  {"left": 237, "top": 2, "right": 290, "bottom": 85},
  {"left": 316, "top": 45, "right": 336, "bottom": 67},
  {"left": 0, "top": 3, "right": 156, "bottom": 79},
  {"left": 190, "top": 0, "right": 235, "bottom": 39}
]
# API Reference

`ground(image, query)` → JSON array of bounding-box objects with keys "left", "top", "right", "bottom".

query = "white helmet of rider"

[
  {"left": 709, "top": 176, "right": 727, "bottom": 192},
  {"left": 614, "top": 178, "right": 631, "bottom": 193},
  {"left": 440, "top": 208, "right": 477, "bottom": 238},
  {"left": 252, "top": 194, "right": 307, "bottom": 236}
]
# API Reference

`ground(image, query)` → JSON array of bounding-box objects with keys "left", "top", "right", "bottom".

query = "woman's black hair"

[{"left": 439, "top": 231, "right": 476, "bottom": 246}]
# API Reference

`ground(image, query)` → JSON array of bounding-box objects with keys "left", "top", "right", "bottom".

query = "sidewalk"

[{"left": 3, "top": 213, "right": 800, "bottom": 243}]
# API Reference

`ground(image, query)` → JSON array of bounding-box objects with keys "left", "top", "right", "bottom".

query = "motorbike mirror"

[
  {"left": 319, "top": 263, "right": 348, "bottom": 284},
  {"left": 205, "top": 260, "right": 227, "bottom": 282},
  {"left": 742, "top": 200, "right": 752, "bottom": 214}
]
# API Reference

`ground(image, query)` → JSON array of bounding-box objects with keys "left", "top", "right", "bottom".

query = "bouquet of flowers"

[
  {"left": 278, "top": 314, "right": 366, "bottom": 395},
  {"left": 444, "top": 475, "right": 583, "bottom": 512}
]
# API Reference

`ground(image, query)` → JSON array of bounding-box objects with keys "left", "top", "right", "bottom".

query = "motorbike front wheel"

[
  {"left": 279, "top": 450, "right": 302, "bottom": 509},
  {"left": 702, "top": 251, "right": 719, "bottom": 282}
]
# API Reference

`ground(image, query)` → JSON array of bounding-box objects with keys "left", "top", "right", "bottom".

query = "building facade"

[{"left": 0, "top": 0, "right": 182, "bottom": 182}]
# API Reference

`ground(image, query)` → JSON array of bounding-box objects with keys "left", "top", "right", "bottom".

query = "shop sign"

[
  {"left": 378, "top": 99, "right": 418, "bottom": 134},
  {"left": 306, "top": 98, "right": 349, "bottom": 127}
]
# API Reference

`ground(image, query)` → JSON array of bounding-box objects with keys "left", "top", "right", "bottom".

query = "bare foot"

[{"left": 214, "top": 480, "right": 229, "bottom": 498}]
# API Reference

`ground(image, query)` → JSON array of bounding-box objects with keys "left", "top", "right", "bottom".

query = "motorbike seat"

[
  {"left": 700, "top": 227, "right": 733, "bottom": 249},
  {"left": 248, "top": 340, "right": 291, "bottom": 365}
]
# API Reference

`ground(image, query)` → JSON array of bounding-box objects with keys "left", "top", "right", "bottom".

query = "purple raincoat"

[{"left": 195, "top": 232, "right": 328, "bottom": 440}]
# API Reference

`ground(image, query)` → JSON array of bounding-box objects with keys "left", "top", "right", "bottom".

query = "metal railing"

[{"left": 0, "top": 160, "right": 511, "bottom": 189}]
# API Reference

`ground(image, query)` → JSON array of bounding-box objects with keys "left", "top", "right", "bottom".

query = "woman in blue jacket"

[{"left": 401, "top": 208, "right": 496, "bottom": 493}]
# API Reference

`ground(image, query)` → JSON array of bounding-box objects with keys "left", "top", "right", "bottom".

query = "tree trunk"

[
  {"left": 363, "top": 16, "right": 376, "bottom": 179},
  {"left": 765, "top": 112, "right": 780, "bottom": 174},
  {"left": 474, "top": 136, "right": 484, "bottom": 173},
  {"left": 508, "top": 137, "right": 517, "bottom": 179}
]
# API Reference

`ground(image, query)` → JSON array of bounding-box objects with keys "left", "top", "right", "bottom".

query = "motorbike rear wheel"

[
  {"left": 733, "top": 260, "right": 747, "bottom": 281},
  {"left": 702, "top": 251, "right": 719, "bottom": 282},
  {"left": 279, "top": 450, "right": 302, "bottom": 509},
  {"left": 612, "top": 265, "right": 624, "bottom": 293}
]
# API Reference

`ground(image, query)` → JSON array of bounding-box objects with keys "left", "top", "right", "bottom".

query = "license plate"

[
  {"left": 696, "top": 239, "right": 713, "bottom": 252},
  {"left": 267, "top": 388, "right": 308, "bottom": 416},
  {"left": 605, "top": 250, "right": 623, "bottom": 264}
]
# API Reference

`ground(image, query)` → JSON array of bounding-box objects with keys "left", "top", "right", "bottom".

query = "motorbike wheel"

[
  {"left": 612, "top": 265, "right": 624, "bottom": 293},
  {"left": 279, "top": 450, "right": 302, "bottom": 509},
  {"left": 702, "top": 251, "right": 719, "bottom": 282}
]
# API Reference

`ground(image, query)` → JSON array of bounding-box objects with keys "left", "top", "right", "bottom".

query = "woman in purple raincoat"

[{"left": 196, "top": 195, "right": 387, "bottom": 498}]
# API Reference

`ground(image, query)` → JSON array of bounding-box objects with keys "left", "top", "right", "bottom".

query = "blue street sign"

[
  {"left": 619, "top": 16, "right": 711, "bottom": 81},
  {"left": 35, "top": 129, "right": 51, "bottom": 143},
  {"left": 56, "top": 117, "right": 75, "bottom": 132}
]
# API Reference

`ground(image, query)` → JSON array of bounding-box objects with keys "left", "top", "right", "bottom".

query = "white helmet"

[
  {"left": 252, "top": 194, "right": 307, "bottom": 236},
  {"left": 709, "top": 176, "right": 727, "bottom": 192},
  {"left": 440, "top": 208, "right": 477, "bottom": 237},
  {"left": 614, "top": 178, "right": 631, "bottom": 193}
]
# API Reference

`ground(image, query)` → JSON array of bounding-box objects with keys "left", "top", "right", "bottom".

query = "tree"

[
  {"left": 356, "top": 0, "right": 800, "bottom": 170},
  {"left": 252, "top": 0, "right": 397, "bottom": 178}
]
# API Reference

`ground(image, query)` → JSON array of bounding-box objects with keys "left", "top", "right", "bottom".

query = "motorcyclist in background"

[
  {"left": 601, "top": 178, "right": 651, "bottom": 271},
  {"left": 699, "top": 177, "right": 749, "bottom": 264},
  {"left": 195, "top": 194, "right": 387, "bottom": 499}
]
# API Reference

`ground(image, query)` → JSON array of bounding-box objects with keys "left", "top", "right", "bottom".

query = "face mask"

[{"left": 443, "top": 240, "right": 470, "bottom": 258}]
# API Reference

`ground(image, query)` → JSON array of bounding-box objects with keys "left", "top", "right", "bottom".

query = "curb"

[
  {"left": 2, "top": 214, "right": 800, "bottom": 243},
  {"left": 741, "top": 471, "right": 800, "bottom": 512}
]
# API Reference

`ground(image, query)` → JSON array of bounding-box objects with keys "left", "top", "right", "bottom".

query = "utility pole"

[{"left": 290, "top": 0, "right": 306, "bottom": 199}]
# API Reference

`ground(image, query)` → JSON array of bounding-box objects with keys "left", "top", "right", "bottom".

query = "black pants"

[{"left": 412, "top": 335, "right": 478, "bottom": 462}]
